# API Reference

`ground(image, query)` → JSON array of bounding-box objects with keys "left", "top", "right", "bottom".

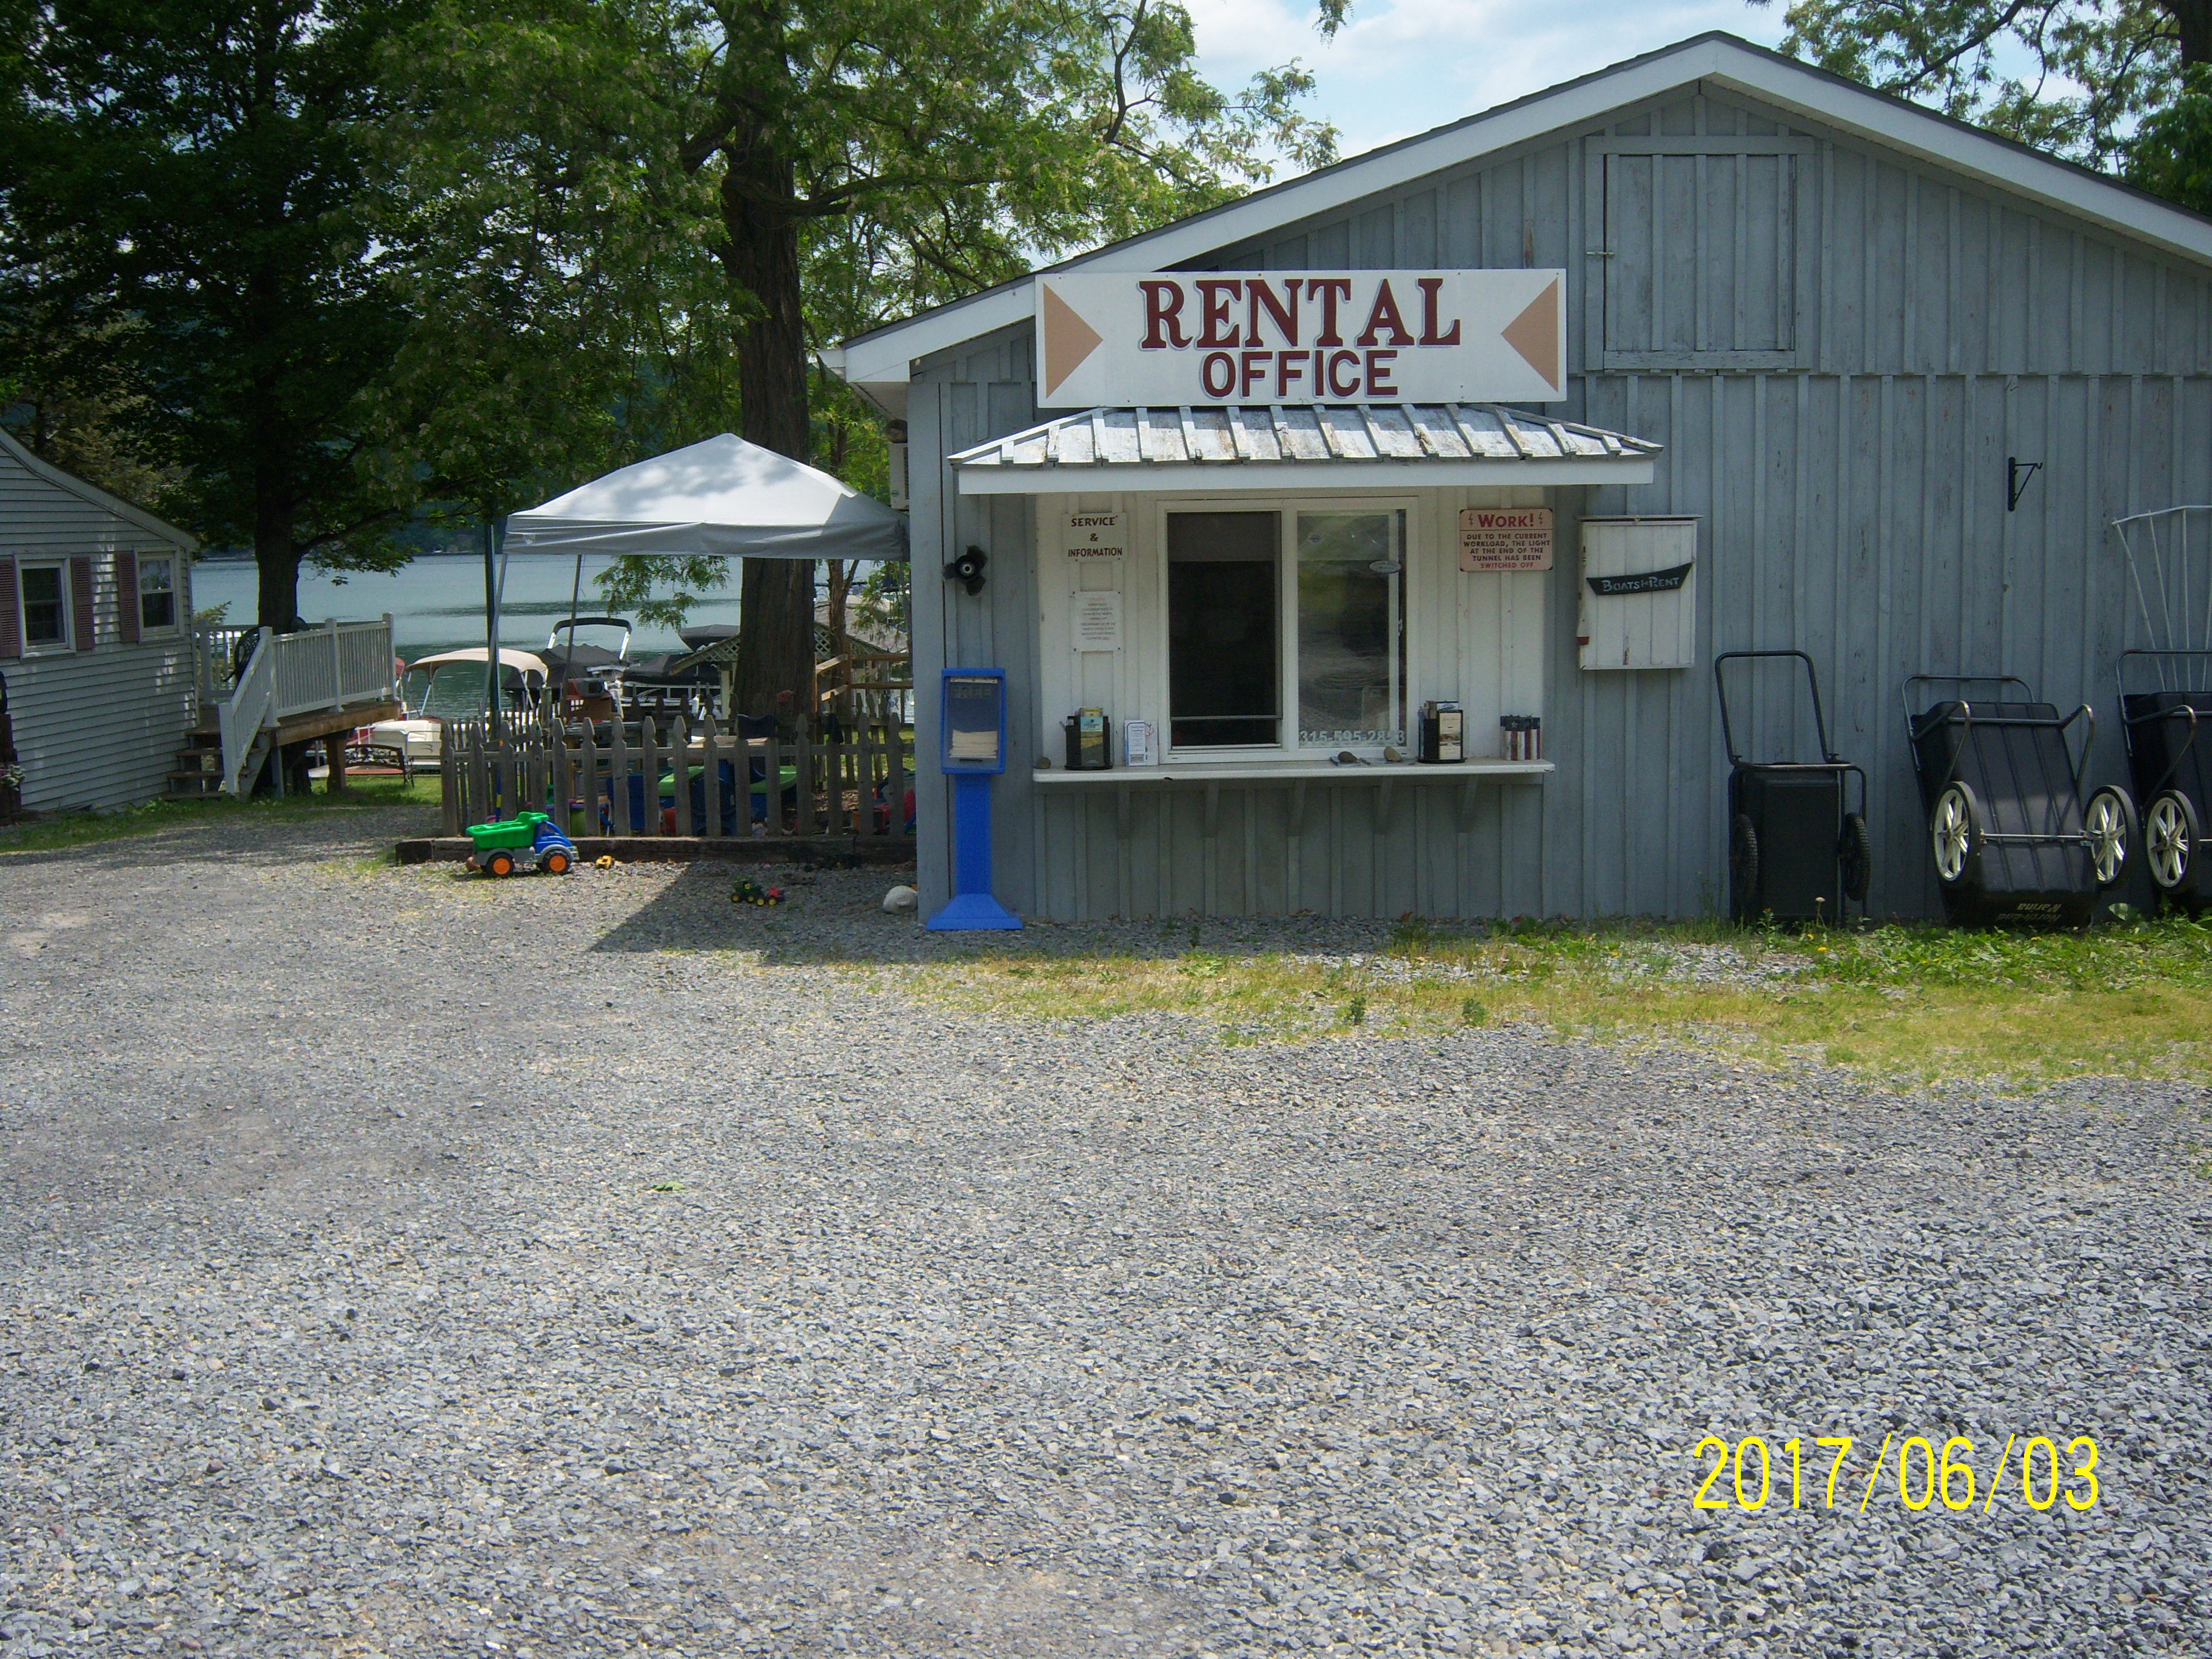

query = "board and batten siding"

[
  {"left": 2, "top": 438, "right": 199, "bottom": 811},
  {"left": 908, "top": 84, "right": 2212, "bottom": 920}
]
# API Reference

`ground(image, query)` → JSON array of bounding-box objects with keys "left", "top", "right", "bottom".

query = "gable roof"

[
  {"left": 0, "top": 427, "right": 197, "bottom": 551},
  {"left": 829, "top": 31, "right": 2212, "bottom": 412}
]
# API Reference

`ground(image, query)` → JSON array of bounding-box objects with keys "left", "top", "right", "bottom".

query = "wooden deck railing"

[
  {"left": 440, "top": 715, "right": 916, "bottom": 845},
  {"left": 199, "top": 617, "right": 400, "bottom": 794}
]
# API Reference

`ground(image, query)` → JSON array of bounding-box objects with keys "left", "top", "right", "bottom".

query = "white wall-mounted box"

[{"left": 1577, "top": 516, "right": 1699, "bottom": 671}]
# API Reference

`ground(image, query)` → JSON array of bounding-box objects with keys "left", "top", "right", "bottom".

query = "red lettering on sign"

[
  {"left": 1275, "top": 350, "right": 1307, "bottom": 398},
  {"left": 1327, "top": 349, "right": 1361, "bottom": 397},
  {"left": 1200, "top": 351, "right": 1237, "bottom": 398},
  {"left": 1141, "top": 280, "right": 1188, "bottom": 349},
  {"left": 1246, "top": 278, "right": 1299, "bottom": 346},
  {"left": 1305, "top": 279, "right": 1352, "bottom": 346},
  {"left": 1418, "top": 277, "right": 1462, "bottom": 346},
  {"left": 1240, "top": 350, "right": 1271, "bottom": 398},
  {"left": 1356, "top": 280, "right": 1415, "bottom": 347},
  {"left": 1196, "top": 280, "right": 1243, "bottom": 347},
  {"left": 1364, "top": 349, "right": 1398, "bottom": 395}
]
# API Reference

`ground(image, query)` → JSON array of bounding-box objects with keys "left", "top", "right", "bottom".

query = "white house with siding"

[{"left": 0, "top": 429, "right": 199, "bottom": 812}]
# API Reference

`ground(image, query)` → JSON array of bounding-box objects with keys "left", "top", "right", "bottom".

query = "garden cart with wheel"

[
  {"left": 1902, "top": 674, "right": 2134, "bottom": 927},
  {"left": 2116, "top": 649, "right": 2212, "bottom": 913},
  {"left": 466, "top": 810, "right": 578, "bottom": 876},
  {"left": 1714, "top": 650, "right": 1871, "bottom": 925}
]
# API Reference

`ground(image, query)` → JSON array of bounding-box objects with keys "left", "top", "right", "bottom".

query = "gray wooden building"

[
  {"left": 1, "top": 431, "right": 199, "bottom": 812},
  {"left": 829, "top": 32, "right": 2212, "bottom": 922}
]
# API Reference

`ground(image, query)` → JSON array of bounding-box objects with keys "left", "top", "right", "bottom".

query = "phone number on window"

[{"left": 1691, "top": 1433, "right": 2099, "bottom": 1513}]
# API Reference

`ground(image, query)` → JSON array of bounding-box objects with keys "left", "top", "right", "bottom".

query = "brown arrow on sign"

[
  {"left": 1042, "top": 283, "right": 1104, "bottom": 398},
  {"left": 1500, "top": 276, "right": 1561, "bottom": 390}
]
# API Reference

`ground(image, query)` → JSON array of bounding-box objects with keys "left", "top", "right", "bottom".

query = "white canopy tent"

[{"left": 504, "top": 432, "right": 907, "bottom": 561}]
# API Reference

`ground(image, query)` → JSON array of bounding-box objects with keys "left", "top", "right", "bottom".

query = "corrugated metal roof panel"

[{"left": 950, "top": 402, "right": 1659, "bottom": 475}]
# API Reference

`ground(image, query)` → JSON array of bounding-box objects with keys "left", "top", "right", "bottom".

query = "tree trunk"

[
  {"left": 254, "top": 484, "right": 302, "bottom": 632},
  {"left": 719, "top": 137, "right": 818, "bottom": 722},
  {"left": 2174, "top": 0, "right": 2212, "bottom": 64}
]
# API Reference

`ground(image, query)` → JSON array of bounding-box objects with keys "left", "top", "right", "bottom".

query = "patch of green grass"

[
  {"left": 885, "top": 913, "right": 2212, "bottom": 1088},
  {"left": 0, "top": 776, "right": 439, "bottom": 856}
]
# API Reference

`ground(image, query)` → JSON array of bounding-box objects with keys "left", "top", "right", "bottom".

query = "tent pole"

[
  {"left": 563, "top": 548, "right": 585, "bottom": 724},
  {"left": 483, "top": 517, "right": 500, "bottom": 736}
]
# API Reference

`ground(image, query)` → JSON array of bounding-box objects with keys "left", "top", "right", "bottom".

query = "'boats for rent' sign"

[{"left": 1035, "top": 269, "right": 1564, "bottom": 408}]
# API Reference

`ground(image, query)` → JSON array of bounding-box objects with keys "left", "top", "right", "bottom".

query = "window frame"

[
  {"left": 136, "top": 552, "right": 179, "bottom": 637},
  {"left": 17, "top": 559, "right": 72, "bottom": 654},
  {"left": 1155, "top": 492, "right": 1417, "bottom": 763}
]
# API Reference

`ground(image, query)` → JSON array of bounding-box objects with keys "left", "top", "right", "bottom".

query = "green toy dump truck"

[{"left": 465, "top": 810, "right": 578, "bottom": 877}]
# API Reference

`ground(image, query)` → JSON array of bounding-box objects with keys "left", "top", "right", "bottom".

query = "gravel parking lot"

[{"left": 2, "top": 809, "right": 2207, "bottom": 1659}]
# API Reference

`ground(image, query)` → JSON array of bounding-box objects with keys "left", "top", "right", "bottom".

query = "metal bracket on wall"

[
  {"left": 1375, "top": 777, "right": 1398, "bottom": 834},
  {"left": 2007, "top": 456, "right": 2042, "bottom": 512}
]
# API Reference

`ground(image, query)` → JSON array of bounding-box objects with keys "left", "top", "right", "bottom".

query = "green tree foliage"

[
  {"left": 2125, "top": 62, "right": 2212, "bottom": 207},
  {"left": 1758, "top": 0, "right": 2208, "bottom": 166},
  {"left": 571, "top": 0, "right": 1344, "bottom": 713},
  {"left": 0, "top": 0, "right": 425, "bottom": 626}
]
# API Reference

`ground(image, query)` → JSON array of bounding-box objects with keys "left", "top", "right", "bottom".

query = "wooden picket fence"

[{"left": 438, "top": 716, "right": 914, "bottom": 843}]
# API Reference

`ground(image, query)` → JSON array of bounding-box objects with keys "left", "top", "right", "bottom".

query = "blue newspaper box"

[{"left": 928, "top": 668, "right": 1021, "bottom": 930}]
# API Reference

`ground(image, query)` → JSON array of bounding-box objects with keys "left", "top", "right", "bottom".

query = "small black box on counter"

[{"left": 1418, "top": 701, "right": 1465, "bottom": 763}]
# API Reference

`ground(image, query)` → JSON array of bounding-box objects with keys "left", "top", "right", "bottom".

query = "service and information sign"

[
  {"left": 1458, "top": 506, "right": 1555, "bottom": 572},
  {"left": 1036, "top": 269, "right": 1564, "bottom": 408},
  {"left": 1064, "top": 509, "right": 1124, "bottom": 558}
]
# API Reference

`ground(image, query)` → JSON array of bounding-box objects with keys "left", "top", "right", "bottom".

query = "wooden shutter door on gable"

[
  {"left": 0, "top": 558, "right": 18, "bottom": 659},
  {"left": 70, "top": 555, "right": 96, "bottom": 650}
]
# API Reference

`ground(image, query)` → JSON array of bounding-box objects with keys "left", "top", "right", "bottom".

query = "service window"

[
  {"left": 20, "top": 563, "right": 67, "bottom": 649},
  {"left": 1165, "top": 504, "right": 1408, "bottom": 754},
  {"left": 1168, "top": 511, "right": 1279, "bottom": 748},
  {"left": 138, "top": 554, "right": 177, "bottom": 632}
]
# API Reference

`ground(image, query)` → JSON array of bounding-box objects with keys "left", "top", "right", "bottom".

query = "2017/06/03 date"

[{"left": 1691, "top": 1433, "right": 2099, "bottom": 1514}]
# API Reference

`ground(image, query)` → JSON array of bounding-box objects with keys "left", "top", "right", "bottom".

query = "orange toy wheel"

[
  {"left": 541, "top": 848, "right": 572, "bottom": 874},
  {"left": 484, "top": 850, "right": 515, "bottom": 878}
]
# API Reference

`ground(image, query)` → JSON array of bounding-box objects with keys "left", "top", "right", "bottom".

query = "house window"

[
  {"left": 139, "top": 554, "right": 177, "bottom": 632},
  {"left": 20, "top": 563, "right": 67, "bottom": 649},
  {"left": 1165, "top": 504, "right": 1409, "bottom": 754}
]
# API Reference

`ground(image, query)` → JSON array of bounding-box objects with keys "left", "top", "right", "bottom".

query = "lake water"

[{"left": 190, "top": 552, "right": 746, "bottom": 660}]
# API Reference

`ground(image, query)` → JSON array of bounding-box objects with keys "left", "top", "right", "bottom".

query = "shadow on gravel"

[{"left": 581, "top": 857, "right": 1409, "bottom": 968}]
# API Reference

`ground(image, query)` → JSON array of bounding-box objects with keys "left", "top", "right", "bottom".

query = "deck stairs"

[{"left": 171, "top": 618, "right": 398, "bottom": 798}]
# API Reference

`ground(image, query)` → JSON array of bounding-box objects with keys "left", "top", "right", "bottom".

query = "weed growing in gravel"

[{"left": 896, "top": 914, "right": 2212, "bottom": 1087}]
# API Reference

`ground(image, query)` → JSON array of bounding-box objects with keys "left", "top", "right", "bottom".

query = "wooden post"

[
  {"left": 760, "top": 732, "right": 781, "bottom": 838},
  {"left": 327, "top": 618, "right": 344, "bottom": 712},
  {"left": 701, "top": 720, "right": 723, "bottom": 839},
  {"left": 640, "top": 716, "right": 661, "bottom": 836},
  {"left": 608, "top": 720, "right": 631, "bottom": 838},
  {"left": 578, "top": 725, "right": 600, "bottom": 839},
  {"left": 672, "top": 714, "right": 694, "bottom": 837},
  {"left": 792, "top": 726, "right": 815, "bottom": 839},
  {"left": 888, "top": 721, "right": 908, "bottom": 839},
  {"left": 440, "top": 734, "right": 461, "bottom": 836},
  {"left": 326, "top": 730, "right": 347, "bottom": 796},
  {"left": 468, "top": 722, "right": 490, "bottom": 828}
]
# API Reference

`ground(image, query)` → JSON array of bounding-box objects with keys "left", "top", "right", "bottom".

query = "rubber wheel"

[
  {"left": 484, "top": 850, "right": 515, "bottom": 879},
  {"left": 2084, "top": 785, "right": 2137, "bottom": 890},
  {"left": 2146, "top": 789, "right": 2201, "bottom": 897},
  {"left": 541, "top": 848, "right": 572, "bottom": 875},
  {"left": 1729, "top": 814, "right": 1760, "bottom": 922},
  {"left": 1839, "top": 813, "right": 1873, "bottom": 903},
  {"left": 1930, "top": 782, "right": 1985, "bottom": 890}
]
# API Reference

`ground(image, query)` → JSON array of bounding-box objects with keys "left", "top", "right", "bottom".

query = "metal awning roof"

[{"left": 948, "top": 403, "right": 1659, "bottom": 494}]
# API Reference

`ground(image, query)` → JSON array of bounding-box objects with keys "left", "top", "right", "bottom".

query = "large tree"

[
  {"left": 1760, "top": 0, "right": 2204, "bottom": 164},
  {"left": 585, "top": 0, "right": 1345, "bottom": 717},
  {"left": 0, "top": 0, "right": 427, "bottom": 628}
]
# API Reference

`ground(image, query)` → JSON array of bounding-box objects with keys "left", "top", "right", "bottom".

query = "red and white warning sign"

[{"left": 1458, "top": 507, "right": 1554, "bottom": 572}]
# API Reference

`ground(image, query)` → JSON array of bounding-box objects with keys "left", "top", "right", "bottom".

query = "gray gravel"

[{"left": 2, "top": 806, "right": 2208, "bottom": 1658}]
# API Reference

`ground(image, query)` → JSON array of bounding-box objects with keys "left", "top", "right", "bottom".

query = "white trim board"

[
  {"left": 956, "top": 458, "right": 1655, "bottom": 495},
  {"left": 834, "top": 32, "right": 2212, "bottom": 405}
]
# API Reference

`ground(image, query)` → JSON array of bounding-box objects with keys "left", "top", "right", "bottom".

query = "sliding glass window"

[
  {"left": 1296, "top": 511, "right": 1405, "bottom": 749},
  {"left": 1167, "top": 511, "right": 1279, "bottom": 749}
]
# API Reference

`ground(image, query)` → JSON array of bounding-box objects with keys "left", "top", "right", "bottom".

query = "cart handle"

[
  {"left": 1715, "top": 650, "right": 1840, "bottom": 767},
  {"left": 2113, "top": 655, "right": 2201, "bottom": 796}
]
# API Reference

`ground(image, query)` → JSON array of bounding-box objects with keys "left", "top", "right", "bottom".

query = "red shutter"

[
  {"left": 117, "top": 555, "right": 141, "bottom": 646},
  {"left": 70, "top": 555, "right": 95, "bottom": 650},
  {"left": 0, "top": 557, "right": 18, "bottom": 659}
]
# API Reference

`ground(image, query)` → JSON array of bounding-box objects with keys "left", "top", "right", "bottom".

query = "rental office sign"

[{"left": 1034, "top": 269, "right": 1565, "bottom": 407}]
